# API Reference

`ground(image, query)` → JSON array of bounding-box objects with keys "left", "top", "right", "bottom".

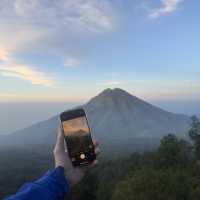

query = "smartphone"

[{"left": 60, "top": 108, "right": 96, "bottom": 166}]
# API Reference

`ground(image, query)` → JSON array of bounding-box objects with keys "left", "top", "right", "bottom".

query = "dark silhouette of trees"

[
  {"left": 111, "top": 169, "right": 192, "bottom": 200},
  {"left": 189, "top": 116, "right": 200, "bottom": 160}
]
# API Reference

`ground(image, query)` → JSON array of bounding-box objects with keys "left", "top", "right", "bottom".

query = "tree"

[
  {"left": 189, "top": 116, "right": 200, "bottom": 160},
  {"left": 111, "top": 168, "right": 192, "bottom": 200},
  {"left": 155, "top": 134, "right": 191, "bottom": 169}
]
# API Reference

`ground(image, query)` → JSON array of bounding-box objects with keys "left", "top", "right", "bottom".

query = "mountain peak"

[
  {"left": 85, "top": 88, "right": 141, "bottom": 109},
  {"left": 83, "top": 88, "right": 190, "bottom": 141},
  {"left": 99, "top": 88, "right": 133, "bottom": 98}
]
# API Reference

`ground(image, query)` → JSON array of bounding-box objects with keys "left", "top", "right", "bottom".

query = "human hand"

[{"left": 53, "top": 127, "right": 100, "bottom": 187}]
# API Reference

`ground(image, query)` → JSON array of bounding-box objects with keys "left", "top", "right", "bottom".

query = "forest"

[{"left": 1, "top": 116, "right": 200, "bottom": 200}]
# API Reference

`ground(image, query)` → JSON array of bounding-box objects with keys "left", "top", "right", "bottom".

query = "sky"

[{"left": 0, "top": 0, "right": 200, "bottom": 134}]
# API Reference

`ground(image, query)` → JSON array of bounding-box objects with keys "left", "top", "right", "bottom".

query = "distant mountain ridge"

[
  {"left": 68, "top": 129, "right": 88, "bottom": 136},
  {"left": 0, "top": 88, "right": 191, "bottom": 150}
]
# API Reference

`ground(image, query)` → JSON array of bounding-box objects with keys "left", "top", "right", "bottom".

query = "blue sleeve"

[{"left": 5, "top": 166, "right": 70, "bottom": 200}]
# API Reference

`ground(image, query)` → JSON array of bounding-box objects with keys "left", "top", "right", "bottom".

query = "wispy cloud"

[
  {"left": 0, "top": 48, "right": 9, "bottom": 62},
  {"left": 64, "top": 56, "right": 81, "bottom": 67},
  {"left": 0, "top": 64, "right": 53, "bottom": 87},
  {"left": 0, "top": 0, "right": 116, "bottom": 72},
  {"left": 0, "top": 92, "right": 18, "bottom": 98},
  {"left": 13, "top": 0, "right": 115, "bottom": 33},
  {"left": 99, "top": 81, "right": 121, "bottom": 86},
  {"left": 149, "top": 0, "right": 184, "bottom": 19}
]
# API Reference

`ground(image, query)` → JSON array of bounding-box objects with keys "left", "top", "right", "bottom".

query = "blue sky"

[{"left": 0, "top": 0, "right": 200, "bottom": 103}]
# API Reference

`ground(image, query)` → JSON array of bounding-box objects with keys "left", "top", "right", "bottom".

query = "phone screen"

[{"left": 60, "top": 109, "right": 95, "bottom": 166}]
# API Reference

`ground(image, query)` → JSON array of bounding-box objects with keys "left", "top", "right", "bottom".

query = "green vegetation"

[
  {"left": 1, "top": 116, "right": 200, "bottom": 200},
  {"left": 189, "top": 116, "right": 200, "bottom": 160}
]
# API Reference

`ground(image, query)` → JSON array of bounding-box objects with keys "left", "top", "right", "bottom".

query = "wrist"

[
  {"left": 55, "top": 166, "right": 74, "bottom": 187},
  {"left": 56, "top": 166, "right": 73, "bottom": 189},
  {"left": 64, "top": 169, "right": 75, "bottom": 187}
]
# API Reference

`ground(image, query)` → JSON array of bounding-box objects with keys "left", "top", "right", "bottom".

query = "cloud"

[
  {"left": 0, "top": 48, "right": 9, "bottom": 62},
  {"left": 149, "top": 0, "right": 184, "bottom": 19},
  {"left": 0, "top": 0, "right": 116, "bottom": 87},
  {"left": 64, "top": 56, "right": 81, "bottom": 67},
  {"left": 2, "top": 0, "right": 115, "bottom": 33},
  {"left": 18, "top": 0, "right": 112, "bottom": 27},
  {"left": 0, "top": 93, "right": 18, "bottom": 98},
  {"left": 0, "top": 25, "right": 48, "bottom": 60},
  {"left": 0, "top": 0, "right": 116, "bottom": 70},
  {"left": 99, "top": 81, "right": 121, "bottom": 86},
  {"left": 0, "top": 64, "right": 53, "bottom": 87},
  {"left": 62, "top": 1, "right": 114, "bottom": 33}
]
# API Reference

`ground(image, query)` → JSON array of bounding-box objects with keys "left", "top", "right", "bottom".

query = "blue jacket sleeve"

[{"left": 5, "top": 166, "right": 70, "bottom": 200}]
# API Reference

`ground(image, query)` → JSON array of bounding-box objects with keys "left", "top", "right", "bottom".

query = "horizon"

[{"left": 0, "top": 87, "right": 199, "bottom": 135}]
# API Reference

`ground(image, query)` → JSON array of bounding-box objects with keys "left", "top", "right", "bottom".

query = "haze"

[{"left": 0, "top": 97, "right": 199, "bottom": 135}]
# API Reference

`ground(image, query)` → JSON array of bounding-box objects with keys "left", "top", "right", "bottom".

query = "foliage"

[
  {"left": 189, "top": 116, "right": 200, "bottom": 160},
  {"left": 154, "top": 134, "right": 192, "bottom": 169},
  {"left": 111, "top": 168, "right": 192, "bottom": 200},
  {"left": 1, "top": 118, "right": 200, "bottom": 200}
]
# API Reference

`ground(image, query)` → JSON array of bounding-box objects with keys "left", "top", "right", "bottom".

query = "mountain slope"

[
  {"left": 0, "top": 88, "right": 191, "bottom": 149},
  {"left": 85, "top": 88, "right": 190, "bottom": 139}
]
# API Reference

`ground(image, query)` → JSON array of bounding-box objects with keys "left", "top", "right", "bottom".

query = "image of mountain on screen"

[{"left": 69, "top": 129, "right": 89, "bottom": 136}]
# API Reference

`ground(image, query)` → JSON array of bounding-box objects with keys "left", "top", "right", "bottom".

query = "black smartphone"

[{"left": 60, "top": 108, "right": 96, "bottom": 166}]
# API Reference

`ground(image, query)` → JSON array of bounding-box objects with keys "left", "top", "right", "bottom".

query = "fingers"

[
  {"left": 81, "top": 159, "right": 99, "bottom": 172},
  {"left": 54, "top": 126, "right": 65, "bottom": 153},
  {"left": 90, "top": 159, "right": 98, "bottom": 167},
  {"left": 95, "top": 147, "right": 100, "bottom": 155},
  {"left": 93, "top": 140, "right": 99, "bottom": 148},
  {"left": 82, "top": 140, "right": 100, "bottom": 171},
  {"left": 88, "top": 159, "right": 99, "bottom": 170},
  {"left": 93, "top": 139, "right": 100, "bottom": 155}
]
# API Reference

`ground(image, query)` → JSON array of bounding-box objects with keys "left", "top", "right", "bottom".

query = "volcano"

[{"left": 0, "top": 88, "right": 191, "bottom": 152}]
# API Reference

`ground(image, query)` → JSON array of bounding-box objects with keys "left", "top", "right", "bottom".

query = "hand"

[{"left": 53, "top": 127, "right": 100, "bottom": 187}]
